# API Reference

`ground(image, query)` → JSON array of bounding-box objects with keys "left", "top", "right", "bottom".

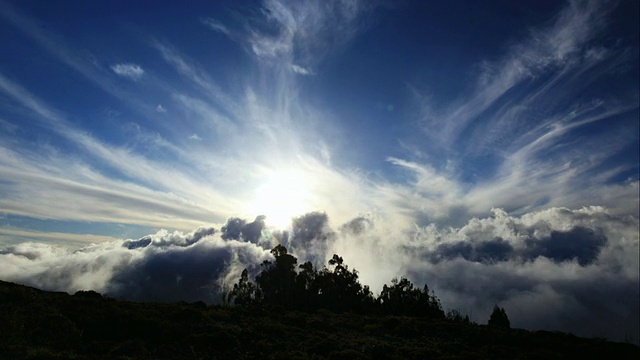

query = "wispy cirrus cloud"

[
  {"left": 0, "top": 68, "right": 394, "bottom": 235},
  {"left": 153, "top": 41, "right": 239, "bottom": 113},
  {"left": 429, "top": 0, "right": 611, "bottom": 145},
  {"left": 385, "top": 0, "right": 639, "bottom": 224},
  {"left": 201, "top": 17, "right": 230, "bottom": 36},
  {"left": 110, "top": 63, "right": 145, "bottom": 80},
  {"left": 209, "top": 0, "right": 373, "bottom": 72},
  {"left": 0, "top": 73, "right": 241, "bottom": 229},
  {"left": 1, "top": 0, "right": 636, "bottom": 234},
  {"left": 2, "top": 0, "right": 636, "bottom": 235}
]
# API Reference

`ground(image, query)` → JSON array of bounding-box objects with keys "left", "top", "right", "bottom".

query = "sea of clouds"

[{"left": 1, "top": 206, "right": 638, "bottom": 343}]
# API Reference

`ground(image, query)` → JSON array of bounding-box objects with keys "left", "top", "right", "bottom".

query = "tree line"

[
  {"left": 228, "top": 244, "right": 512, "bottom": 327},
  {"left": 229, "top": 244, "right": 494, "bottom": 324}
]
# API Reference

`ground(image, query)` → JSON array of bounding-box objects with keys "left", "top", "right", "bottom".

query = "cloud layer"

[{"left": 1, "top": 206, "right": 638, "bottom": 343}]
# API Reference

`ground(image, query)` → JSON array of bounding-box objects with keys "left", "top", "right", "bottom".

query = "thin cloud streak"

[
  {"left": 152, "top": 41, "right": 243, "bottom": 121},
  {"left": 111, "top": 63, "right": 145, "bottom": 80},
  {"left": 0, "top": 74, "right": 242, "bottom": 228},
  {"left": 0, "top": 228, "right": 118, "bottom": 247},
  {"left": 201, "top": 18, "right": 230, "bottom": 36}
]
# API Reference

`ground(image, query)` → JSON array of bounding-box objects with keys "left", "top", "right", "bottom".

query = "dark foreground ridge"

[{"left": 1, "top": 280, "right": 638, "bottom": 359}]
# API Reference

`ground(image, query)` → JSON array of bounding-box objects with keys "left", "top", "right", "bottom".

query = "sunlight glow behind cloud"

[{"left": 247, "top": 169, "right": 315, "bottom": 229}]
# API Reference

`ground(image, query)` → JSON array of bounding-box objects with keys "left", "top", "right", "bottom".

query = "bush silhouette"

[{"left": 488, "top": 305, "right": 510, "bottom": 328}]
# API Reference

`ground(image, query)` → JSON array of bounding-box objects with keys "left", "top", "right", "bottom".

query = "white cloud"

[
  {"left": 111, "top": 63, "right": 145, "bottom": 80},
  {"left": 155, "top": 104, "right": 166, "bottom": 113},
  {"left": 290, "top": 64, "right": 313, "bottom": 75},
  {"left": 188, "top": 133, "right": 202, "bottom": 141},
  {"left": 201, "top": 17, "right": 230, "bottom": 35}
]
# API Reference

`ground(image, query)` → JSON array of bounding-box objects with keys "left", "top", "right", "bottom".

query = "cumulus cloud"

[
  {"left": 0, "top": 241, "right": 136, "bottom": 294},
  {"left": 423, "top": 225, "right": 607, "bottom": 266},
  {"left": 0, "top": 206, "right": 637, "bottom": 342},
  {"left": 122, "top": 226, "right": 216, "bottom": 249},
  {"left": 392, "top": 207, "right": 640, "bottom": 343},
  {"left": 109, "top": 236, "right": 271, "bottom": 303},
  {"left": 221, "top": 215, "right": 267, "bottom": 246},
  {"left": 0, "top": 227, "right": 272, "bottom": 304},
  {"left": 286, "top": 212, "right": 336, "bottom": 267},
  {"left": 111, "top": 63, "right": 145, "bottom": 80}
]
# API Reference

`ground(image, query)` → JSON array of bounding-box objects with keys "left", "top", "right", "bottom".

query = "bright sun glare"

[{"left": 247, "top": 170, "right": 313, "bottom": 229}]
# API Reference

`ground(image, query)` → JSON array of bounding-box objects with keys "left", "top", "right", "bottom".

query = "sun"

[{"left": 247, "top": 169, "right": 313, "bottom": 229}]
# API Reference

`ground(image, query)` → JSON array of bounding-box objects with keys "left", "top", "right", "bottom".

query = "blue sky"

[
  {"left": 0, "top": 0, "right": 639, "bottom": 342},
  {"left": 1, "top": 0, "right": 637, "bottom": 241}
]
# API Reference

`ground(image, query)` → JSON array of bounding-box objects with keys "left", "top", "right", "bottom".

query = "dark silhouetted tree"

[
  {"left": 228, "top": 269, "right": 258, "bottom": 305},
  {"left": 256, "top": 244, "right": 298, "bottom": 308},
  {"left": 488, "top": 305, "right": 510, "bottom": 328},
  {"left": 228, "top": 244, "right": 444, "bottom": 317},
  {"left": 446, "top": 309, "right": 470, "bottom": 323},
  {"left": 316, "top": 254, "right": 372, "bottom": 313},
  {"left": 295, "top": 261, "right": 318, "bottom": 311},
  {"left": 378, "top": 277, "right": 444, "bottom": 318},
  {"left": 379, "top": 277, "right": 420, "bottom": 314}
]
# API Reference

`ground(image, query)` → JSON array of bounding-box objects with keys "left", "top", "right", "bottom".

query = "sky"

[{"left": 0, "top": 0, "right": 639, "bottom": 343}]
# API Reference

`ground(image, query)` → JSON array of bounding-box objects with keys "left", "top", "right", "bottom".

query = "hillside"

[{"left": 0, "top": 280, "right": 637, "bottom": 359}]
